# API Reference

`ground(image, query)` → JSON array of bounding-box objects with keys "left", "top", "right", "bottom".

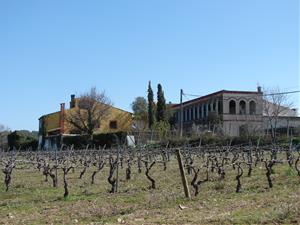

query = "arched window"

[
  {"left": 195, "top": 106, "right": 198, "bottom": 119},
  {"left": 213, "top": 101, "right": 216, "bottom": 111},
  {"left": 229, "top": 100, "right": 236, "bottom": 114},
  {"left": 199, "top": 105, "right": 202, "bottom": 118},
  {"left": 250, "top": 101, "right": 256, "bottom": 115},
  {"left": 239, "top": 100, "right": 246, "bottom": 114}
]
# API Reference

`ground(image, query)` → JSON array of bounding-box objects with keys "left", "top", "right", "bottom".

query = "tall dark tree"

[
  {"left": 156, "top": 84, "right": 166, "bottom": 122},
  {"left": 147, "top": 81, "right": 155, "bottom": 129}
]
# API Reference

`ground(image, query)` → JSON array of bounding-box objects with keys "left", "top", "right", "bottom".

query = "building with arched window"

[
  {"left": 173, "top": 87, "right": 300, "bottom": 137},
  {"left": 173, "top": 87, "right": 264, "bottom": 136}
]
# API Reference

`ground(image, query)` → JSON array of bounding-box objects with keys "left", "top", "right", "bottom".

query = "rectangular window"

[
  {"left": 109, "top": 121, "right": 118, "bottom": 129},
  {"left": 218, "top": 100, "right": 223, "bottom": 114}
]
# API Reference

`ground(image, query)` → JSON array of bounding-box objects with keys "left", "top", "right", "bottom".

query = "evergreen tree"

[
  {"left": 147, "top": 81, "right": 155, "bottom": 129},
  {"left": 156, "top": 83, "right": 166, "bottom": 122}
]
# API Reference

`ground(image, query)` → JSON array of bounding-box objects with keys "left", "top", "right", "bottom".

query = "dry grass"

[{"left": 0, "top": 156, "right": 300, "bottom": 225}]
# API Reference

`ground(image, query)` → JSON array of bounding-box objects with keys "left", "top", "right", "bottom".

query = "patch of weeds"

[
  {"left": 284, "top": 167, "right": 296, "bottom": 178},
  {"left": 152, "top": 218, "right": 172, "bottom": 225},
  {"left": 246, "top": 184, "right": 263, "bottom": 193},
  {"left": 123, "top": 187, "right": 140, "bottom": 193},
  {"left": 119, "top": 207, "right": 134, "bottom": 216},
  {"left": 0, "top": 201, "right": 8, "bottom": 207},
  {"left": 231, "top": 210, "right": 263, "bottom": 225},
  {"left": 82, "top": 189, "right": 94, "bottom": 196},
  {"left": 15, "top": 183, "right": 26, "bottom": 189},
  {"left": 1, "top": 201, "right": 24, "bottom": 210},
  {"left": 122, "top": 196, "right": 139, "bottom": 204},
  {"left": 274, "top": 204, "right": 298, "bottom": 223},
  {"left": 64, "top": 195, "right": 87, "bottom": 201},
  {"left": 213, "top": 181, "right": 225, "bottom": 191},
  {"left": 93, "top": 207, "right": 134, "bottom": 223},
  {"left": 98, "top": 215, "right": 121, "bottom": 224},
  {"left": 52, "top": 196, "right": 61, "bottom": 202},
  {"left": 271, "top": 168, "right": 276, "bottom": 175},
  {"left": 63, "top": 196, "right": 71, "bottom": 201},
  {"left": 54, "top": 196, "right": 70, "bottom": 202}
]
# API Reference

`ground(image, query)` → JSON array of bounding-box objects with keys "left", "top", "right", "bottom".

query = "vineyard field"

[{"left": 1, "top": 146, "right": 300, "bottom": 225}]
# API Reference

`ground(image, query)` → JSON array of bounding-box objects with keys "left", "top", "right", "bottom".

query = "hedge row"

[
  {"left": 62, "top": 132, "right": 127, "bottom": 149},
  {"left": 161, "top": 135, "right": 300, "bottom": 148}
]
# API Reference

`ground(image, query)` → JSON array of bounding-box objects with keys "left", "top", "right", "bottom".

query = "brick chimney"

[
  {"left": 60, "top": 103, "right": 65, "bottom": 134},
  {"left": 70, "top": 94, "right": 76, "bottom": 108},
  {"left": 257, "top": 86, "right": 262, "bottom": 93}
]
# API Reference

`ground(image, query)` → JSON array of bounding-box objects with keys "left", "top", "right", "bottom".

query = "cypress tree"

[
  {"left": 147, "top": 81, "right": 155, "bottom": 129},
  {"left": 156, "top": 83, "right": 166, "bottom": 122}
]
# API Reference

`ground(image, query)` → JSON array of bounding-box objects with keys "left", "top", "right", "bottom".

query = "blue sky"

[{"left": 0, "top": 0, "right": 299, "bottom": 131}]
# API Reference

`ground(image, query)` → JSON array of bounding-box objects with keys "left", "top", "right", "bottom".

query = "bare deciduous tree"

[
  {"left": 66, "top": 87, "right": 112, "bottom": 138},
  {"left": 263, "top": 87, "right": 293, "bottom": 142}
]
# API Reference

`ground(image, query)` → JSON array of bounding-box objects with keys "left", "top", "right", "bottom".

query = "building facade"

[
  {"left": 173, "top": 87, "right": 300, "bottom": 137},
  {"left": 38, "top": 95, "right": 133, "bottom": 149}
]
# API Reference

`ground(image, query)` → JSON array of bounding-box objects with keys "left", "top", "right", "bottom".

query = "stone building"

[{"left": 173, "top": 87, "right": 300, "bottom": 137}]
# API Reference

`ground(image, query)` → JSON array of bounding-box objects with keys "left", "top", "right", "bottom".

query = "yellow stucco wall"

[
  {"left": 42, "top": 106, "right": 132, "bottom": 135},
  {"left": 43, "top": 112, "right": 60, "bottom": 133},
  {"left": 94, "top": 107, "right": 133, "bottom": 133}
]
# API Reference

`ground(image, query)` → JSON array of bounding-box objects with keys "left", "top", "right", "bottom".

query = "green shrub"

[
  {"left": 92, "top": 132, "right": 127, "bottom": 148},
  {"left": 213, "top": 181, "right": 225, "bottom": 191},
  {"left": 7, "top": 131, "right": 38, "bottom": 150},
  {"left": 157, "top": 135, "right": 282, "bottom": 149},
  {"left": 62, "top": 132, "right": 127, "bottom": 149},
  {"left": 62, "top": 135, "right": 89, "bottom": 149},
  {"left": 292, "top": 137, "right": 300, "bottom": 145}
]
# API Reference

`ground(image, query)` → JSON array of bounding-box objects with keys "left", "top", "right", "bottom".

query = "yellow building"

[{"left": 38, "top": 95, "right": 133, "bottom": 149}]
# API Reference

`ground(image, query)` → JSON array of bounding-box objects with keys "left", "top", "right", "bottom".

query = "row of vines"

[{"left": 1, "top": 142, "right": 300, "bottom": 199}]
